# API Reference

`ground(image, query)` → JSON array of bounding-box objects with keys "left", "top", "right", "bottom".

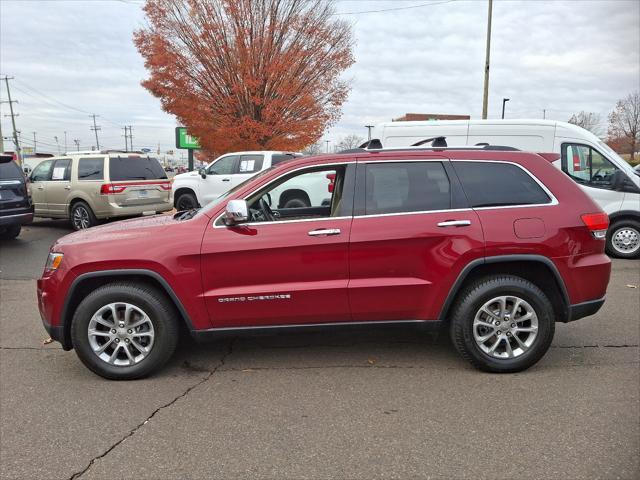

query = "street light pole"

[
  {"left": 365, "top": 125, "right": 374, "bottom": 141},
  {"left": 325, "top": 140, "right": 330, "bottom": 153},
  {"left": 481, "top": 0, "right": 493, "bottom": 119},
  {"left": 501, "top": 98, "right": 509, "bottom": 119}
]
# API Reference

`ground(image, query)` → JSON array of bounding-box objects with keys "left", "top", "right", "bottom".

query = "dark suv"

[
  {"left": 37, "top": 146, "right": 611, "bottom": 379},
  {"left": 0, "top": 155, "right": 33, "bottom": 239}
]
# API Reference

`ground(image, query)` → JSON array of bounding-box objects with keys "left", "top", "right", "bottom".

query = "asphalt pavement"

[{"left": 1, "top": 219, "right": 638, "bottom": 480}]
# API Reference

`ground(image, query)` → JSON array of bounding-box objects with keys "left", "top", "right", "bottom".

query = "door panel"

[
  {"left": 348, "top": 211, "right": 484, "bottom": 321},
  {"left": 29, "top": 160, "right": 54, "bottom": 215},
  {"left": 201, "top": 217, "right": 352, "bottom": 327},
  {"left": 46, "top": 159, "right": 72, "bottom": 216}
]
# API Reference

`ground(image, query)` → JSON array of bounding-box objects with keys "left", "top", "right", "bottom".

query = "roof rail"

[{"left": 411, "top": 136, "right": 447, "bottom": 147}]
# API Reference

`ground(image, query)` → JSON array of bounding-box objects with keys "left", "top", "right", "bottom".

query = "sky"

[{"left": 1, "top": 0, "right": 639, "bottom": 160}]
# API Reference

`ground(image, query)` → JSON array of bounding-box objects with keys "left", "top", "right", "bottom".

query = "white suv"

[{"left": 172, "top": 151, "right": 305, "bottom": 210}]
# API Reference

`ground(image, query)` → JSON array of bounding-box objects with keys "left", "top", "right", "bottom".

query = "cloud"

[{"left": 1, "top": 0, "right": 638, "bottom": 154}]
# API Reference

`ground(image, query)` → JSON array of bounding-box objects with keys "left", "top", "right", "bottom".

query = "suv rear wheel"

[
  {"left": 606, "top": 219, "right": 640, "bottom": 259},
  {"left": 450, "top": 275, "right": 554, "bottom": 373},
  {"left": 70, "top": 201, "right": 97, "bottom": 230},
  {"left": 71, "top": 282, "right": 179, "bottom": 380}
]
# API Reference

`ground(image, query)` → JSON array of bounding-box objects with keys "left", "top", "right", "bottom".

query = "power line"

[{"left": 333, "top": 0, "right": 457, "bottom": 15}]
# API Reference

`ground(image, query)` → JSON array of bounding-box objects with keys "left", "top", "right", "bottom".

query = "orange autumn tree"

[{"left": 134, "top": 0, "right": 354, "bottom": 153}]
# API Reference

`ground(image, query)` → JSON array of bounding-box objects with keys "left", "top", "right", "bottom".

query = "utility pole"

[
  {"left": 89, "top": 114, "right": 101, "bottom": 150},
  {"left": 481, "top": 0, "right": 493, "bottom": 119},
  {"left": 54, "top": 136, "right": 60, "bottom": 154},
  {"left": 127, "top": 126, "right": 134, "bottom": 151},
  {"left": 543, "top": 109, "right": 546, "bottom": 119},
  {"left": 123, "top": 126, "right": 129, "bottom": 151},
  {"left": 2, "top": 76, "right": 22, "bottom": 165},
  {"left": 32, "top": 132, "right": 37, "bottom": 153},
  {"left": 74, "top": 139, "right": 80, "bottom": 151},
  {"left": 325, "top": 140, "right": 330, "bottom": 153},
  {"left": 64, "top": 131, "right": 68, "bottom": 153},
  {"left": 501, "top": 98, "right": 509, "bottom": 119},
  {"left": 0, "top": 115, "right": 4, "bottom": 153},
  {"left": 365, "top": 125, "right": 374, "bottom": 141}
]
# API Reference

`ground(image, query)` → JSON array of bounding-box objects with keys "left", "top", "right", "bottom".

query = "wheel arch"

[
  {"left": 67, "top": 195, "right": 94, "bottom": 217},
  {"left": 608, "top": 210, "right": 640, "bottom": 225},
  {"left": 439, "top": 255, "right": 570, "bottom": 324},
  {"left": 60, "top": 269, "right": 194, "bottom": 350},
  {"left": 277, "top": 188, "right": 310, "bottom": 208}
]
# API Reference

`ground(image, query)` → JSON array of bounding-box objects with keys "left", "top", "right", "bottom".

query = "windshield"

[{"left": 197, "top": 166, "right": 277, "bottom": 216}]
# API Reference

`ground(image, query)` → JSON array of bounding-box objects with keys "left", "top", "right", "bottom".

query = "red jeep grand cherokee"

[{"left": 37, "top": 146, "right": 611, "bottom": 379}]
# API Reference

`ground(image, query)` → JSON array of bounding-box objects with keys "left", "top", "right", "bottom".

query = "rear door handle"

[
  {"left": 222, "top": 178, "right": 230, "bottom": 182},
  {"left": 64, "top": 185, "right": 71, "bottom": 190},
  {"left": 308, "top": 228, "right": 341, "bottom": 236},
  {"left": 437, "top": 220, "right": 471, "bottom": 227},
  {"left": 37, "top": 186, "right": 44, "bottom": 190}
]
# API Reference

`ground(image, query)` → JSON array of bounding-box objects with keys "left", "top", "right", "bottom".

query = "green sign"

[{"left": 175, "top": 127, "right": 201, "bottom": 149}]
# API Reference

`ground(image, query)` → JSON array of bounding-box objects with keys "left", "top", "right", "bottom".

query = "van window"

[
  {"left": 365, "top": 162, "right": 451, "bottom": 215},
  {"left": 30, "top": 160, "right": 54, "bottom": 182},
  {"left": 108, "top": 156, "right": 167, "bottom": 181},
  {"left": 78, "top": 158, "right": 104, "bottom": 180},
  {"left": 561, "top": 144, "right": 618, "bottom": 190},
  {"left": 454, "top": 161, "right": 550, "bottom": 207},
  {"left": 51, "top": 159, "right": 71, "bottom": 181}
]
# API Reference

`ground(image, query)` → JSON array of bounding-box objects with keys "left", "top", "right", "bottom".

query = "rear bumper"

[
  {"left": 567, "top": 297, "right": 605, "bottom": 322},
  {"left": 0, "top": 210, "right": 34, "bottom": 226},
  {"left": 96, "top": 201, "right": 173, "bottom": 219}
]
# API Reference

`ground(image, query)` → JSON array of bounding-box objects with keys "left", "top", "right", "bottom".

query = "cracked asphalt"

[{"left": 1, "top": 219, "right": 639, "bottom": 480}]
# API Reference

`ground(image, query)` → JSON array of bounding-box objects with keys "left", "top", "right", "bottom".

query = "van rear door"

[{"left": 106, "top": 155, "right": 171, "bottom": 207}]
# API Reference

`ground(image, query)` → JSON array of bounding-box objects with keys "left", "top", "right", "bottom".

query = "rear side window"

[
  {"left": 78, "top": 158, "right": 104, "bottom": 180},
  {"left": 108, "top": 156, "right": 167, "bottom": 181},
  {"left": 365, "top": 162, "right": 451, "bottom": 215},
  {"left": 0, "top": 160, "right": 23, "bottom": 180},
  {"left": 453, "top": 161, "right": 551, "bottom": 207},
  {"left": 271, "top": 154, "right": 299, "bottom": 166},
  {"left": 238, "top": 154, "right": 263, "bottom": 173},
  {"left": 51, "top": 159, "right": 71, "bottom": 181}
]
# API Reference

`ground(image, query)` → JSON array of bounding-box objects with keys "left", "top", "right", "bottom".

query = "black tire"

[
  {"left": 175, "top": 192, "right": 198, "bottom": 211},
  {"left": 282, "top": 197, "right": 309, "bottom": 209},
  {"left": 0, "top": 224, "right": 21, "bottom": 239},
  {"left": 70, "top": 201, "right": 97, "bottom": 230},
  {"left": 71, "top": 282, "right": 179, "bottom": 380},
  {"left": 449, "top": 275, "right": 555, "bottom": 373},
  {"left": 606, "top": 219, "right": 640, "bottom": 259}
]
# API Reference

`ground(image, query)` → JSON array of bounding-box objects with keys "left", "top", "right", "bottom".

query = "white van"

[{"left": 371, "top": 119, "right": 640, "bottom": 258}]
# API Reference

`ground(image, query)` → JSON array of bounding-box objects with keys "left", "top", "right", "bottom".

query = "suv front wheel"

[
  {"left": 71, "top": 282, "right": 179, "bottom": 380},
  {"left": 450, "top": 275, "right": 555, "bottom": 373}
]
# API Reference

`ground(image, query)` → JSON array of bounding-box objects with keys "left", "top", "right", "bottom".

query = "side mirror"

[
  {"left": 224, "top": 199, "right": 248, "bottom": 225},
  {"left": 199, "top": 168, "right": 207, "bottom": 179},
  {"left": 612, "top": 170, "right": 626, "bottom": 191}
]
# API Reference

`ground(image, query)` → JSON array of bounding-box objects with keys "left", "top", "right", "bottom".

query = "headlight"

[{"left": 45, "top": 252, "right": 64, "bottom": 272}]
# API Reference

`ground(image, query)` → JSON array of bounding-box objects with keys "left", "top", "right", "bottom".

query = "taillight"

[
  {"left": 581, "top": 212, "right": 609, "bottom": 239},
  {"left": 326, "top": 173, "right": 336, "bottom": 193},
  {"left": 100, "top": 184, "right": 126, "bottom": 194},
  {"left": 159, "top": 182, "right": 171, "bottom": 191}
]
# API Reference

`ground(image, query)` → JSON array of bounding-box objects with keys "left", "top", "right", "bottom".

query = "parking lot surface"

[{"left": 1, "top": 219, "right": 639, "bottom": 480}]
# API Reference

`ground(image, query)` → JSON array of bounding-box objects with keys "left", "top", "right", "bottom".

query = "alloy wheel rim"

[
  {"left": 473, "top": 295, "right": 539, "bottom": 359},
  {"left": 88, "top": 302, "right": 155, "bottom": 366},
  {"left": 612, "top": 227, "right": 640, "bottom": 255},
  {"left": 73, "top": 207, "right": 90, "bottom": 229}
]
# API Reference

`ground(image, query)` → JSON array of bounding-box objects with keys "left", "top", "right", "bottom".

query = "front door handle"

[
  {"left": 437, "top": 220, "right": 471, "bottom": 227},
  {"left": 64, "top": 185, "right": 71, "bottom": 190},
  {"left": 222, "top": 178, "right": 230, "bottom": 182},
  {"left": 37, "top": 186, "right": 44, "bottom": 190},
  {"left": 308, "top": 228, "right": 341, "bottom": 236}
]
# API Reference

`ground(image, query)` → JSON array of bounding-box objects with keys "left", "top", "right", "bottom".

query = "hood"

[
  {"left": 54, "top": 214, "right": 176, "bottom": 248},
  {"left": 174, "top": 171, "right": 201, "bottom": 180}
]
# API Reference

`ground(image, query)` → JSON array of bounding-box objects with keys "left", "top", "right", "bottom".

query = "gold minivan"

[{"left": 29, "top": 151, "right": 173, "bottom": 230}]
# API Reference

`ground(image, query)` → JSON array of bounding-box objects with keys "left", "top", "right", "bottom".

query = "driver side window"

[
  {"left": 30, "top": 160, "right": 54, "bottom": 182},
  {"left": 207, "top": 156, "right": 238, "bottom": 175},
  {"left": 561, "top": 144, "right": 618, "bottom": 190},
  {"left": 246, "top": 166, "right": 346, "bottom": 223}
]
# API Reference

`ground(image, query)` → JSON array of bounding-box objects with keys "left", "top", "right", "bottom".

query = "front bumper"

[{"left": 37, "top": 271, "right": 74, "bottom": 351}]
